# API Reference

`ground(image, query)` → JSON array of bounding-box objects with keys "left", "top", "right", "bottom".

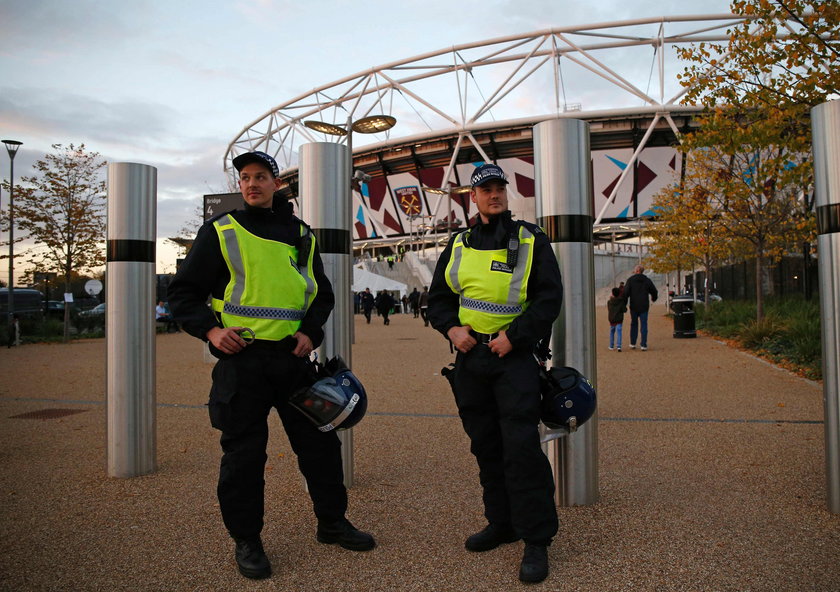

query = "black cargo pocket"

[{"left": 208, "top": 360, "right": 238, "bottom": 432}]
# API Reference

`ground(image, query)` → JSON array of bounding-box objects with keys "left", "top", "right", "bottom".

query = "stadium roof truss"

[{"left": 224, "top": 14, "right": 798, "bottom": 238}]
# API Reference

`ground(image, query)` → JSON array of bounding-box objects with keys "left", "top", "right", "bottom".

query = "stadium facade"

[{"left": 219, "top": 14, "right": 780, "bottom": 252}]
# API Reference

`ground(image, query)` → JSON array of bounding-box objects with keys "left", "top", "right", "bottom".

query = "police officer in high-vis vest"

[
  {"left": 167, "top": 151, "right": 374, "bottom": 581},
  {"left": 427, "top": 163, "right": 563, "bottom": 584}
]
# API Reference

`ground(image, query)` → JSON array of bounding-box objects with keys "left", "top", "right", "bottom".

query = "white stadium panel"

[
  {"left": 636, "top": 146, "right": 682, "bottom": 217},
  {"left": 592, "top": 148, "right": 635, "bottom": 220}
]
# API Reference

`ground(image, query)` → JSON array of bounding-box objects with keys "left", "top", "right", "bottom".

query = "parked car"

[
  {"left": 80, "top": 303, "right": 106, "bottom": 317},
  {"left": 0, "top": 288, "right": 44, "bottom": 317},
  {"left": 46, "top": 300, "right": 66, "bottom": 318},
  {"left": 671, "top": 291, "right": 722, "bottom": 304}
]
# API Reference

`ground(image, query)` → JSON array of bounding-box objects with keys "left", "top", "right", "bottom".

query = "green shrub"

[
  {"left": 697, "top": 296, "right": 822, "bottom": 380},
  {"left": 738, "top": 313, "right": 785, "bottom": 348}
]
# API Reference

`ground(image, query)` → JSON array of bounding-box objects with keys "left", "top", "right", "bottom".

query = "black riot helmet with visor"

[{"left": 289, "top": 356, "right": 368, "bottom": 432}]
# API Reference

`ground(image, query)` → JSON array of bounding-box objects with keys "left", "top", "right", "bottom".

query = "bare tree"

[{"left": 3, "top": 144, "right": 107, "bottom": 341}]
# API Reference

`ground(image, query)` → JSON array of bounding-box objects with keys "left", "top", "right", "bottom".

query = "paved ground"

[{"left": 0, "top": 305, "right": 837, "bottom": 591}]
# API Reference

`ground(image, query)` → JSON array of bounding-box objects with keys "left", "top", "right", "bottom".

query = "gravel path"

[{"left": 0, "top": 306, "right": 837, "bottom": 591}]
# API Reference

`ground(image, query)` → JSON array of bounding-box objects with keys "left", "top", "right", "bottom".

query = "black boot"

[
  {"left": 316, "top": 518, "right": 376, "bottom": 551},
  {"left": 518, "top": 544, "right": 549, "bottom": 583},
  {"left": 464, "top": 523, "right": 519, "bottom": 552},
  {"left": 233, "top": 537, "right": 271, "bottom": 579}
]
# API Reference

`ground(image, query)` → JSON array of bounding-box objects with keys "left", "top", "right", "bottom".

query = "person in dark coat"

[
  {"left": 374, "top": 290, "right": 394, "bottom": 325},
  {"left": 623, "top": 265, "right": 658, "bottom": 350},
  {"left": 607, "top": 287, "right": 627, "bottom": 351},
  {"left": 409, "top": 288, "right": 420, "bottom": 318},
  {"left": 360, "top": 288, "right": 375, "bottom": 324}
]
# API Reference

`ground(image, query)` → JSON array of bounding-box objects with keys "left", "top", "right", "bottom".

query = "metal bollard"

[
  {"left": 533, "top": 118, "right": 599, "bottom": 506},
  {"left": 811, "top": 100, "right": 840, "bottom": 513},
  {"left": 298, "top": 142, "right": 355, "bottom": 487},
  {"left": 106, "top": 163, "right": 157, "bottom": 478}
]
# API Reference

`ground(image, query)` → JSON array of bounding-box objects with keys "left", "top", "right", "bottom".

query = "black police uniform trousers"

[
  {"left": 453, "top": 344, "right": 558, "bottom": 545},
  {"left": 208, "top": 344, "right": 347, "bottom": 539}
]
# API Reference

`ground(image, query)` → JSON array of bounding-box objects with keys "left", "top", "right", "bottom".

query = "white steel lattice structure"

[{"left": 223, "top": 14, "right": 787, "bottom": 246}]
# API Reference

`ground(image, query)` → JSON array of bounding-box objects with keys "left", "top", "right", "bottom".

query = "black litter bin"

[{"left": 670, "top": 296, "right": 696, "bottom": 338}]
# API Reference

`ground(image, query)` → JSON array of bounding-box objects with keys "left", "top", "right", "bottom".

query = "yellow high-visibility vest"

[
  {"left": 444, "top": 224, "right": 536, "bottom": 334},
  {"left": 211, "top": 214, "right": 317, "bottom": 341}
]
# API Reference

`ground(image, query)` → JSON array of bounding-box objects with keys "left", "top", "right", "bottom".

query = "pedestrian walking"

[
  {"left": 607, "top": 287, "right": 627, "bottom": 351},
  {"left": 624, "top": 264, "right": 658, "bottom": 350},
  {"left": 360, "top": 288, "right": 375, "bottom": 324},
  {"left": 419, "top": 286, "right": 430, "bottom": 326},
  {"left": 375, "top": 290, "right": 394, "bottom": 325}
]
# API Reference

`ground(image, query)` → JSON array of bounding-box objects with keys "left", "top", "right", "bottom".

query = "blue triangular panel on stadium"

[
  {"left": 617, "top": 206, "right": 629, "bottom": 218},
  {"left": 607, "top": 155, "right": 627, "bottom": 170},
  {"left": 640, "top": 208, "right": 656, "bottom": 217},
  {"left": 356, "top": 206, "right": 365, "bottom": 224}
]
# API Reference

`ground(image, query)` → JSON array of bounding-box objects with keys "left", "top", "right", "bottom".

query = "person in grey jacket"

[{"left": 624, "top": 265, "right": 658, "bottom": 350}]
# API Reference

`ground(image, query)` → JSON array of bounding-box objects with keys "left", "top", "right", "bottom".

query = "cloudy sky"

[{"left": 1, "top": 0, "right": 733, "bottom": 275}]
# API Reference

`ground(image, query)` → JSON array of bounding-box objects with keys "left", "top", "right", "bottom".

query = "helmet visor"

[{"left": 290, "top": 378, "right": 360, "bottom": 432}]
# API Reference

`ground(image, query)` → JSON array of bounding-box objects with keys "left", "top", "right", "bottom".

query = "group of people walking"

[
  {"left": 357, "top": 285, "right": 430, "bottom": 327},
  {"left": 165, "top": 154, "right": 582, "bottom": 584}
]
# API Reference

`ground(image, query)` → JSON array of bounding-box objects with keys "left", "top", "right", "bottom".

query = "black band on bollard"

[
  {"left": 538, "top": 214, "right": 594, "bottom": 243},
  {"left": 313, "top": 228, "right": 351, "bottom": 254},
  {"left": 817, "top": 203, "right": 840, "bottom": 235},
  {"left": 107, "top": 239, "right": 155, "bottom": 263}
]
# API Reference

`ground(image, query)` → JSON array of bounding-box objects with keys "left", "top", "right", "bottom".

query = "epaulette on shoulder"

[
  {"left": 207, "top": 208, "right": 237, "bottom": 224},
  {"left": 516, "top": 219, "right": 545, "bottom": 235}
]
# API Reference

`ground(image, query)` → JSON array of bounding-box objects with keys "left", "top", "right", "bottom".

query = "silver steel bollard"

[
  {"left": 533, "top": 118, "right": 599, "bottom": 506},
  {"left": 106, "top": 163, "right": 157, "bottom": 478},
  {"left": 811, "top": 100, "right": 840, "bottom": 513},
  {"left": 298, "top": 142, "right": 355, "bottom": 487}
]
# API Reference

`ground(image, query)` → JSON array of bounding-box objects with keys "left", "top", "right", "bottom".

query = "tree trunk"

[
  {"left": 704, "top": 258, "right": 713, "bottom": 306},
  {"left": 63, "top": 269, "right": 71, "bottom": 343},
  {"left": 755, "top": 254, "right": 764, "bottom": 322}
]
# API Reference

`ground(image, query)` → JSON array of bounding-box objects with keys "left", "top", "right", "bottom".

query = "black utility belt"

[
  {"left": 469, "top": 330, "right": 499, "bottom": 344},
  {"left": 249, "top": 336, "right": 298, "bottom": 352}
]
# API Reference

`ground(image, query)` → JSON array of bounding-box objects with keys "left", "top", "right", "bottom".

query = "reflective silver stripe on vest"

[
  {"left": 460, "top": 296, "right": 523, "bottom": 315},
  {"left": 447, "top": 235, "right": 464, "bottom": 293},
  {"left": 299, "top": 231, "right": 316, "bottom": 311},
  {"left": 506, "top": 227, "right": 533, "bottom": 305},
  {"left": 217, "top": 215, "right": 246, "bottom": 305},
  {"left": 223, "top": 302, "right": 306, "bottom": 321}
]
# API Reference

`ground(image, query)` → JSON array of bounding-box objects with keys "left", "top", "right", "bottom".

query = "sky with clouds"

[{"left": 0, "top": 0, "right": 734, "bottom": 275}]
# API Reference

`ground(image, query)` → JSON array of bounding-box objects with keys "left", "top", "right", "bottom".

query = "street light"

[
  {"left": 303, "top": 114, "right": 396, "bottom": 248},
  {"left": 423, "top": 184, "right": 470, "bottom": 242},
  {"left": 3, "top": 139, "right": 22, "bottom": 347}
]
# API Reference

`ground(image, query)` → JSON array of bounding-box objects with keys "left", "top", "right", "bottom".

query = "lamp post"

[
  {"left": 303, "top": 114, "right": 396, "bottom": 220},
  {"left": 3, "top": 140, "right": 22, "bottom": 347},
  {"left": 301, "top": 115, "right": 395, "bottom": 487},
  {"left": 304, "top": 115, "right": 396, "bottom": 260},
  {"left": 423, "top": 184, "right": 470, "bottom": 243}
]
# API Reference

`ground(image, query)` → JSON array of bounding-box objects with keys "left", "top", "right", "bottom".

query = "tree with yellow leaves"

[
  {"left": 675, "top": 0, "right": 835, "bottom": 319},
  {"left": 646, "top": 153, "right": 743, "bottom": 305}
]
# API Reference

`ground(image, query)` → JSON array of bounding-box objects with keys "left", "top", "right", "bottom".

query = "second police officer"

[{"left": 427, "top": 163, "right": 563, "bottom": 583}]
